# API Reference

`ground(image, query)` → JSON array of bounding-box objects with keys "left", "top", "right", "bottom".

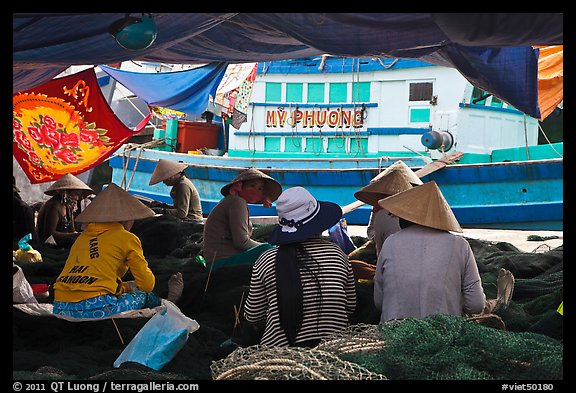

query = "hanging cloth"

[
  {"left": 536, "top": 45, "right": 563, "bottom": 121},
  {"left": 13, "top": 68, "right": 146, "bottom": 184},
  {"left": 213, "top": 63, "right": 258, "bottom": 128}
]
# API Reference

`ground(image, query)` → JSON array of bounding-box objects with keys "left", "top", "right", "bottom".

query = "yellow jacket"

[{"left": 53, "top": 222, "right": 155, "bottom": 302}]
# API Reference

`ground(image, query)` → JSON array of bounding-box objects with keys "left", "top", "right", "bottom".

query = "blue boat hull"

[{"left": 109, "top": 149, "right": 563, "bottom": 231}]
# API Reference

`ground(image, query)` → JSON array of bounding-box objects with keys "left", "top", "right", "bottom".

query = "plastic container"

[
  {"left": 154, "top": 119, "right": 179, "bottom": 151},
  {"left": 175, "top": 121, "right": 219, "bottom": 153}
]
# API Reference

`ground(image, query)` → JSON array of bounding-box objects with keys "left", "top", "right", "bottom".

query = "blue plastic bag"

[
  {"left": 328, "top": 218, "right": 357, "bottom": 254},
  {"left": 114, "top": 301, "right": 200, "bottom": 371},
  {"left": 18, "top": 233, "right": 33, "bottom": 251}
]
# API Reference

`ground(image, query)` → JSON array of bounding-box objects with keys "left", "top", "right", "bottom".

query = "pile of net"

[
  {"left": 212, "top": 316, "right": 562, "bottom": 380},
  {"left": 465, "top": 238, "right": 563, "bottom": 340},
  {"left": 211, "top": 342, "right": 387, "bottom": 380},
  {"left": 210, "top": 323, "right": 388, "bottom": 380}
]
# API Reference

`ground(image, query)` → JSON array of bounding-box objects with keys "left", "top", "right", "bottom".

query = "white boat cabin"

[{"left": 229, "top": 57, "right": 539, "bottom": 164}]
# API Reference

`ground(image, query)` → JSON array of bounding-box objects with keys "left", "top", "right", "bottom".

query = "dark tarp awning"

[{"left": 13, "top": 13, "right": 563, "bottom": 119}]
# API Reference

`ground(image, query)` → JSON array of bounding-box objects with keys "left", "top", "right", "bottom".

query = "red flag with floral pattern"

[{"left": 13, "top": 67, "right": 145, "bottom": 184}]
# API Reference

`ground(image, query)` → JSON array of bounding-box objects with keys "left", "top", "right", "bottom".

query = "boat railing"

[
  {"left": 118, "top": 140, "right": 167, "bottom": 190},
  {"left": 114, "top": 145, "right": 428, "bottom": 166}
]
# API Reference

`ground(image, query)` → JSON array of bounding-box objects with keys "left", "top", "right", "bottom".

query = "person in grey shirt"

[{"left": 374, "top": 181, "right": 487, "bottom": 322}]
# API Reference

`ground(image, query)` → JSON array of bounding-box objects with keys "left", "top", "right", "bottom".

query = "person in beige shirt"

[
  {"left": 148, "top": 159, "right": 203, "bottom": 223},
  {"left": 203, "top": 168, "right": 282, "bottom": 270}
]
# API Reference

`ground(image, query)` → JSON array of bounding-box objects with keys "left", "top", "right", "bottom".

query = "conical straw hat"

[
  {"left": 220, "top": 168, "right": 282, "bottom": 202},
  {"left": 354, "top": 160, "right": 423, "bottom": 206},
  {"left": 76, "top": 183, "right": 155, "bottom": 223},
  {"left": 371, "top": 160, "right": 422, "bottom": 185},
  {"left": 378, "top": 181, "right": 462, "bottom": 232},
  {"left": 44, "top": 173, "right": 94, "bottom": 198},
  {"left": 149, "top": 159, "right": 188, "bottom": 185}
]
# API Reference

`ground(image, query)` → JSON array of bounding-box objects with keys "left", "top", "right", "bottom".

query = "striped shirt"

[{"left": 244, "top": 237, "right": 357, "bottom": 347}]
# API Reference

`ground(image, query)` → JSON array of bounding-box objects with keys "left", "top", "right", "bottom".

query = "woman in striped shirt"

[{"left": 243, "top": 186, "right": 357, "bottom": 347}]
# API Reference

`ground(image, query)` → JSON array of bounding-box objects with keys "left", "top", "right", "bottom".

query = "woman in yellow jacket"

[{"left": 53, "top": 183, "right": 183, "bottom": 319}]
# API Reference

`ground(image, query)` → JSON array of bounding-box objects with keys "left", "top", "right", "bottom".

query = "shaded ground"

[{"left": 13, "top": 216, "right": 563, "bottom": 380}]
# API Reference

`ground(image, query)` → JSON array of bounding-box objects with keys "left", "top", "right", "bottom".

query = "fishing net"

[
  {"left": 131, "top": 215, "right": 204, "bottom": 258},
  {"left": 211, "top": 315, "right": 562, "bottom": 380},
  {"left": 210, "top": 344, "right": 387, "bottom": 380},
  {"left": 470, "top": 238, "right": 563, "bottom": 341},
  {"left": 335, "top": 314, "right": 563, "bottom": 380},
  {"left": 316, "top": 323, "right": 386, "bottom": 354}
]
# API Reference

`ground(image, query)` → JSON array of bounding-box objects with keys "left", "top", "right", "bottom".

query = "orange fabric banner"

[
  {"left": 13, "top": 68, "right": 145, "bottom": 184},
  {"left": 537, "top": 45, "right": 563, "bottom": 120}
]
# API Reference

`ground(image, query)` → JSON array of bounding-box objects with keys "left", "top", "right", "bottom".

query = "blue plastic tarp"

[{"left": 99, "top": 63, "right": 228, "bottom": 116}]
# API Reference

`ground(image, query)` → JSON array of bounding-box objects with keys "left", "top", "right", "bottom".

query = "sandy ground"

[
  {"left": 251, "top": 216, "right": 564, "bottom": 253},
  {"left": 346, "top": 225, "right": 564, "bottom": 253}
]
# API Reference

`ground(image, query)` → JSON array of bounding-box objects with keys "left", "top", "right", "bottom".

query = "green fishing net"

[{"left": 335, "top": 315, "right": 562, "bottom": 380}]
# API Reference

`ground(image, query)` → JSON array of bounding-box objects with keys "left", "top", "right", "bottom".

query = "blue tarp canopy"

[
  {"left": 99, "top": 63, "right": 228, "bottom": 115},
  {"left": 13, "top": 13, "right": 563, "bottom": 119}
]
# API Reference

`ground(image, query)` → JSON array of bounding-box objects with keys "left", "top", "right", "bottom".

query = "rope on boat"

[
  {"left": 376, "top": 57, "right": 399, "bottom": 69},
  {"left": 537, "top": 122, "right": 563, "bottom": 158},
  {"left": 523, "top": 114, "right": 531, "bottom": 161},
  {"left": 350, "top": 58, "right": 367, "bottom": 158},
  {"left": 119, "top": 139, "right": 167, "bottom": 191},
  {"left": 289, "top": 103, "right": 302, "bottom": 149}
]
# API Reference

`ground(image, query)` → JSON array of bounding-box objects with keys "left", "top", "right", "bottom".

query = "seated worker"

[
  {"left": 373, "top": 181, "right": 487, "bottom": 322},
  {"left": 148, "top": 159, "right": 203, "bottom": 223},
  {"left": 36, "top": 173, "right": 95, "bottom": 248},
  {"left": 52, "top": 183, "right": 183, "bottom": 319},
  {"left": 202, "top": 168, "right": 282, "bottom": 269},
  {"left": 354, "top": 160, "right": 422, "bottom": 256},
  {"left": 13, "top": 176, "right": 36, "bottom": 251},
  {"left": 243, "top": 186, "right": 357, "bottom": 347}
]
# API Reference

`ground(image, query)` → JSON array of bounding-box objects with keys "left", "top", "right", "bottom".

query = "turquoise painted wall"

[{"left": 491, "top": 142, "right": 563, "bottom": 162}]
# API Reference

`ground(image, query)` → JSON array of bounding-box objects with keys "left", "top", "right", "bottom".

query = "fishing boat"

[{"left": 107, "top": 56, "right": 563, "bottom": 230}]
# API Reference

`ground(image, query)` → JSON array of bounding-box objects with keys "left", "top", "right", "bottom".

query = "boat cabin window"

[
  {"left": 409, "top": 82, "right": 433, "bottom": 101},
  {"left": 265, "top": 137, "right": 282, "bottom": 152},
  {"left": 329, "top": 83, "right": 347, "bottom": 103},
  {"left": 264, "top": 81, "right": 371, "bottom": 105},
  {"left": 266, "top": 82, "right": 282, "bottom": 102},
  {"left": 286, "top": 83, "right": 303, "bottom": 103},
  {"left": 305, "top": 137, "right": 324, "bottom": 153},
  {"left": 308, "top": 83, "right": 325, "bottom": 103},
  {"left": 352, "top": 82, "right": 371, "bottom": 102}
]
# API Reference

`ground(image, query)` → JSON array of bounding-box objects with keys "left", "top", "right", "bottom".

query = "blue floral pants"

[{"left": 53, "top": 290, "right": 162, "bottom": 319}]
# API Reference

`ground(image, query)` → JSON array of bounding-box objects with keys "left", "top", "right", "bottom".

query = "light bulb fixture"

[{"left": 108, "top": 13, "right": 157, "bottom": 50}]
